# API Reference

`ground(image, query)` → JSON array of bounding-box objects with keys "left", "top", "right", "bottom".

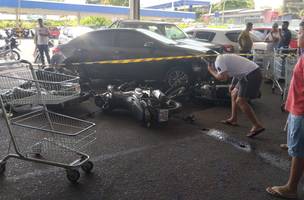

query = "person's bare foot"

[
  {"left": 220, "top": 119, "right": 238, "bottom": 126},
  {"left": 247, "top": 126, "right": 265, "bottom": 138},
  {"left": 266, "top": 186, "right": 297, "bottom": 199}
]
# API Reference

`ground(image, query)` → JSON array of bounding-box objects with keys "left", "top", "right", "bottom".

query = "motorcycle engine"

[
  {"left": 200, "top": 84, "right": 214, "bottom": 99},
  {"left": 134, "top": 88, "right": 143, "bottom": 98}
]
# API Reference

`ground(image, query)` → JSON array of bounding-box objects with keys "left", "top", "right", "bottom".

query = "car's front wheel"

[{"left": 165, "top": 67, "right": 190, "bottom": 88}]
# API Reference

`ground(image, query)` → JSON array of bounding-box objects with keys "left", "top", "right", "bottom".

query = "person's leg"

[
  {"left": 44, "top": 44, "right": 51, "bottom": 64},
  {"left": 286, "top": 157, "right": 304, "bottom": 192},
  {"left": 226, "top": 88, "right": 238, "bottom": 123},
  {"left": 37, "top": 45, "right": 45, "bottom": 66},
  {"left": 236, "top": 97, "right": 263, "bottom": 131},
  {"left": 266, "top": 114, "right": 304, "bottom": 198}
]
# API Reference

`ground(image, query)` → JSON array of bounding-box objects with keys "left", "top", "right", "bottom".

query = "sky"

[{"left": 140, "top": 0, "right": 284, "bottom": 9}]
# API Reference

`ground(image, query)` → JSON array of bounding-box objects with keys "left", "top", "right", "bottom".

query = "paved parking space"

[
  {"left": 0, "top": 82, "right": 303, "bottom": 200},
  {"left": 0, "top": 39, "right": 303, "bottom": 199}
]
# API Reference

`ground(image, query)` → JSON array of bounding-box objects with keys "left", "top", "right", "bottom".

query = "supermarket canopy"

[
  {"left": 0, "top": 0, "right": 196, "bottom": 19},
  {"left": 145, "top": 0, "right": 211, "bottom": 9}
]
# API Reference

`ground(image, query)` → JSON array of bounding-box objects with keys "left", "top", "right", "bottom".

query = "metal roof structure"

[
  {"left": 0, "top": 0, "right": 196, "bottom": 19},
  {"left": 145, "top": 0, "right": 210, "bottom": 10}
]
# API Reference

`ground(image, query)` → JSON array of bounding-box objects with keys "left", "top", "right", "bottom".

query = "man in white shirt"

[
  {"left": 34, "top": 18, "right": 50, "bottom": 66},
  {"left": 207, "top": 54, "right": 265, "bottom": 138}
]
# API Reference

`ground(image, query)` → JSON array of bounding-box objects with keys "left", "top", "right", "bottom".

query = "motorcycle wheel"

[{"left": 5, "top": 50, "right": 20, "bottom": 60}]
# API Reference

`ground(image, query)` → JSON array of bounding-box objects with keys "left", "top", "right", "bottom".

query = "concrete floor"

[
  {"left": 0, "top": 39, "right": 302, "bottom": 200},
  {"left": 0, "top": 82, "right": 302, "bottom": 200}
]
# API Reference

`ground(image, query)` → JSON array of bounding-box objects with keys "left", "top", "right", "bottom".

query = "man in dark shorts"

[
  {"left": 238, "top": 22, "right": 253, "bottom": 60},
  {"left": 207, "top": 54, "right": 265, "bottom": 137}
]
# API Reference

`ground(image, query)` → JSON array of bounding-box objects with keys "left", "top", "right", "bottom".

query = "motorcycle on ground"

[{"left": 94, "top": 82, "right": 184, "bottom": 128}]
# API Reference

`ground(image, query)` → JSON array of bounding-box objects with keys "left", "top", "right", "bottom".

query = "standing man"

[
  {"left": 207, "top": 54, "right": 265, "bottom": 137},
  {"left": 278, "top": 21, "right": 292, "bottom": 49},
  {"left": 266, "top": 23, "right": 304, "bottom": 200},
  {"left": 34, "top": 18, "right": 50, "bottom": 66},
  {"left": 238, "top": 22, "right": 253, "bottom": 60}
]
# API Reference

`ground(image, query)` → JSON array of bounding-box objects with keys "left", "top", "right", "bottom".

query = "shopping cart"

[
  {"left": 0, "top": 60, "right": 96, "bottom": 183},
  {"left": 0, "top": 60, "right": 81, "bottom": 107},
  {"left": 282, "top": 53, "right": 298, "bottom": 103},
  {"left": 271, "top": 49, "right": 297, "bottom": 95}
]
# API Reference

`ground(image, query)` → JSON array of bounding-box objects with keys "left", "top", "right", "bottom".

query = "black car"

[
  {"left": 51, "top": 28, "right": 212, "bottom": 88},
  {"left": 110, "top": 20, "right": 224, "bottom": 53}
]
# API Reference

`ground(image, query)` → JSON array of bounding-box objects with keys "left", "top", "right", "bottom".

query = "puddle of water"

[
  {"left": 203, "top": 129, "right": 290, "bottom": 171},
  {"left": 204, "top": 129, "right": 252, "bottom": 153}
]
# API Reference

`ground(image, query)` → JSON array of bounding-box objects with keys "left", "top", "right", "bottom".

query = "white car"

[
  {"left": 184, "top": 28, "right": 269, "bottom": 52},
  {"left": 58, "top": 26, "right": 94, "bottom": 45},
  {"left": 184, "top": 28, "right": 272, "bottom": 74}
]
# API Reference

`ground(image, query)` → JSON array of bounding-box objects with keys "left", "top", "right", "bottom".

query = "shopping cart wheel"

[
  {"left": 0, "top": 163, "right": 6, "bottom": 174},
  {"left": 66, "top": 169, "right": 80, "bottom": 183},
  {"left": 81, "top": 161, "right": 94, "bottom": 173}
]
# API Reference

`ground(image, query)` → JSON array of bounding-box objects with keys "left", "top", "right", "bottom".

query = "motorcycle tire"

[{"left": 5, "top": 50, "right": 20, "bottom": 60}]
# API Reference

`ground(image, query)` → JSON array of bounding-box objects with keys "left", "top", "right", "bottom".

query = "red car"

[
  {"left": 49, "top": 27, "right": 60, "bottom": 39},
  {"left": 253, "top": 27, "right": 298, "bottom": 48}
]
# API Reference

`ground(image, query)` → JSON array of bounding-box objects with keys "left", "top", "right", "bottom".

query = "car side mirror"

[{"left": 144, "top": 42, "right": 155, "bottom": 48}]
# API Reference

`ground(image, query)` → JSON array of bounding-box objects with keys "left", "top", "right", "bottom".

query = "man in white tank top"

[{"left": 208, "top": 54, "right": 265, "bottom": 138}]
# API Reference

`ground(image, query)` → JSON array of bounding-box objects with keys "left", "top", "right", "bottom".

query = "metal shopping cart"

[
  {"left": 0, "top": 60, "right": 96, "bottom": 183},
  {"left": 271, "top": 48, "right": 297, "bottom": 96},
  {"left": 282, "top": 53, "right": 298, "bottom": 102}
]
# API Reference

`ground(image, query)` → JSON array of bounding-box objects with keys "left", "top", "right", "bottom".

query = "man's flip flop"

[
  {"left": 246, "top": 128, "right": 265, "bottom": 138},
  {"left": 266, "top": 187, "right": 297, "bottom": 199},
  {"left": 220, "top": 120, "right": 239, "bottom": 127},
  {"left": 280, "top": 144, "right": 288, "bottom": 150}
]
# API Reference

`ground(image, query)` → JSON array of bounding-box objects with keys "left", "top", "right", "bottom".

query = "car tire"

[{"left": 165, "top": 67, "right": 190, "bottom": 88}]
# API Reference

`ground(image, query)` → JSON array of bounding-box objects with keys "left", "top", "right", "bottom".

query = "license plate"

[{"left": 158, "top": 109, "right": 169, "bottom": 122}]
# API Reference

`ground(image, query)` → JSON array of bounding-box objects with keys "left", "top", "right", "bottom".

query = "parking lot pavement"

[{"left": 0, "top": 82, "right": 303, "bottom": 200}]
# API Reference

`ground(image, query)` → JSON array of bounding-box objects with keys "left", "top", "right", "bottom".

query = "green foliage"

[
  {"left": 212, "top": 0, "right": 254, "bottom": 12},
  {"left": 300, "top": 9, "right": 304, "bottom": 17},
  {"left": 80, "top": 16, "right": 111, "bottom": 27},
  {"left": 0, "top": 16, "right": 111, "bottom": 29},
  {"left": 108, "top": 0, "right": 129, "bottom": 6}
]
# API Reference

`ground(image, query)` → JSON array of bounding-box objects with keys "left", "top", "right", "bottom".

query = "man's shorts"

[
  {"left": 235, "top": 68, "right": 262, "bottom": 99},
  {"left": 287, "top": 114, "right": 304, "bottom": 158}
]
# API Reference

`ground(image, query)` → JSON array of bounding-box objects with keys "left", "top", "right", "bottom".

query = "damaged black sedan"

[{"left": 51, "top": 28, "right": 213, "bottom": 89}]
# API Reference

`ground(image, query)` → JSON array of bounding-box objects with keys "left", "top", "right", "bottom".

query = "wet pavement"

[{"left": 0, "top": 81, "right": 303, "bottom": 200}]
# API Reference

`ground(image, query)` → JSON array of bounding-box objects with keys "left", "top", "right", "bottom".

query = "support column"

[
  {"left": 77, "top": 12, "right": 81, "bottom": 25},
  {"left": 129, "top": 0, "right": 140, "bottom": 20}
]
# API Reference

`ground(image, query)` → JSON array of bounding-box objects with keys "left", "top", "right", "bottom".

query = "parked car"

[
  {"left": 253, "top": 27, "right": 298, "bottom": 49},
  {"left": 109, "top": 20, "right": 224, "bottom": 53},
  {"left": 51, "top": 28, "right": 214, "bottom": 88},
  {"left": 49, "top": 27, "right": 60, "bottom": 39},
  {"left": 58, "top": 26, "right": 93, "bottom": 45},
  {"left": 184, "top": 28, "right": 266, "bottom": 53}
]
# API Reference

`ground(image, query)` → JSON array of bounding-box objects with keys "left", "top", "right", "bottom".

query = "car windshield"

[
  {"left": 163, "top": 24, "right": 188, "bottom": 40},
  {"left": 138, "top": 29, "right": 177, "bottom": 45},
  {"left": 250, "top": 30, "right": 264, "bottom": 42}
]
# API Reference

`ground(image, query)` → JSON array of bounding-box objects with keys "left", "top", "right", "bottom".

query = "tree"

[
  {"left": 80, "top": 16, "right": 111, "bottom": 27},
  {"left": 212, "top": 0, "right": 254, "bottom": 12}
]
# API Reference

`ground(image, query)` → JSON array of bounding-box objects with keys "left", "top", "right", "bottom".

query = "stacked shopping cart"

[
  {"left": 271, "top": 49, "right": 298, "bottom": 111},
  {"left": 0, "top": 60, "right": 96, "bottom": 183}
]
